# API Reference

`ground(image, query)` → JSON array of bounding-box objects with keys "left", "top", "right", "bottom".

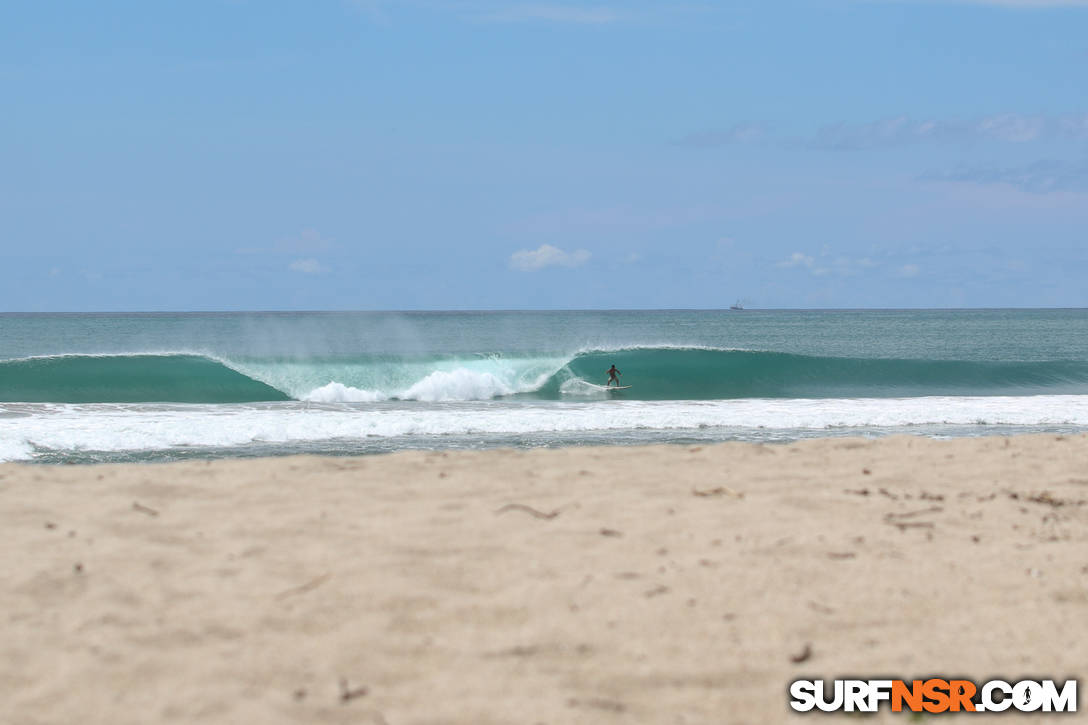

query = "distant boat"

[{"left": 729, "top": 300, "right": 744, "bottom": 311}]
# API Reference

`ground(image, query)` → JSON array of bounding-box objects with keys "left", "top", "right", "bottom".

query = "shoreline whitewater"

[{"left": 3, "top": 434, "right": 1087, "bottom": 723}]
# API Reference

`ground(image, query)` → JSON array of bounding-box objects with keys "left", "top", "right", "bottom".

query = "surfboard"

[{"left": 606, "top": 385, "right": 632, "bottom": 390}]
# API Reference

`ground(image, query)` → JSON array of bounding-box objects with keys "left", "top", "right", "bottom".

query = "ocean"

[{"left": 2, "top": 309, "right": 1087, "bottom": 464}]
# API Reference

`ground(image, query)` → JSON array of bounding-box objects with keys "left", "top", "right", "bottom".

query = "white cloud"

[
  {"left": 777, "top": 252, "right": 816, "bottom": 269},
  {"left": 811, "top": 112, "right": 1088, "bottom": 150},
  {"left": 975, "top": 114, "right": 1045, "bottom": 142},
  {"left": 510, "top": 244, "right": 591, "bottom": 271},
  {"left": 777, "top": 251, "right": 882, "bottom": 277},
  {"left": 288, "top": 258, "right": 328, "bottom": 274},
  {"left": 899, "top": 264, "right": 921, "bottom": 278}
]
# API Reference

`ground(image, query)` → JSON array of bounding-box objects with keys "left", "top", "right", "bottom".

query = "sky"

[{"left": 2, "top": 0, "right": 1087, "bottom": 310}]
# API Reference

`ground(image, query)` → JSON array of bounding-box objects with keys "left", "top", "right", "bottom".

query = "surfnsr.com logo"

[{"left": 789, "top": 679, "right": 1077, "bottom": 714}]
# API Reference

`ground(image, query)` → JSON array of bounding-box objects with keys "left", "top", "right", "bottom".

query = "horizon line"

[{"left": 2, "top": 306, "right": 1087, "bottom": 314}]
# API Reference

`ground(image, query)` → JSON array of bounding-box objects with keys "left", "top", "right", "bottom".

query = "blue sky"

[{"left": 2, "top": 0, "right": 1086, "bottom": 310}]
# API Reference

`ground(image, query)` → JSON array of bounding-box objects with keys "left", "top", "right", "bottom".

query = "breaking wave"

[{"left": 4, "top": 347, "right": 1088, "bottom": 403}]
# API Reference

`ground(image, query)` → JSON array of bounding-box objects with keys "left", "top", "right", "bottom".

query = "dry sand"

[{"left": 3, "top": 434, "right": 1087, "bottom": 724}]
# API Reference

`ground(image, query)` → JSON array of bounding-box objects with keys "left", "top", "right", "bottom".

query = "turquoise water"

[{"left": 2, "top": 310, "right": 1087, "bottom": 462}]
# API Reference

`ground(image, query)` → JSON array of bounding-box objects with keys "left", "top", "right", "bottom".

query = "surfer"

[{"left": 606, "top": 364, "right": 622, "bottom": 387}]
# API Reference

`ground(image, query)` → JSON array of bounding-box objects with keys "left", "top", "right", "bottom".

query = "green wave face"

[
  {"left": 0, "top": 355, "right": 290, "bottom": 403},
  {"left": 554, "top": 348, "right": 1088, "bottom": 400},
  {"left": 4, "top": 348, "right": 1088, "bottom": 403}
]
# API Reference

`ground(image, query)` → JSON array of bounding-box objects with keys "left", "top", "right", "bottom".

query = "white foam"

[
  {"left": 302, "top": 382, "right": 386, "bottom": 403},
  {"left": 401, "top": 369, "right": 516, "bottom": 401},
  {"left": 299, "top": 364, "right": 556, "bottom": 403},
  {"left": 2, "top": 395, "right": 1088, "bottom": 461},
  {"left": 558, "top": 378, "right": 611, "bottom": 397},
  {"left": 0, "top": 437, "right": 34, "bottom": 462},
  {"left": 242, "top": 354, "right": 569, "bottom": 402}
]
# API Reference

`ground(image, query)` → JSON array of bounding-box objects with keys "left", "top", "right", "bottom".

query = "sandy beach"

[{"left": 3, "top": 434, "right": 1086, "bottom": 723}]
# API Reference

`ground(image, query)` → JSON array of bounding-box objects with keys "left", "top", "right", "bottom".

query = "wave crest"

[
  {"left": 0, "top": 353, "right": 289, "bottom": 403},
  {"left": 5, "top": 346, "right": 1088, "bottom": 403},
  {"left": 302, "top": 382, "right": 385, "bottom": 403}
]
